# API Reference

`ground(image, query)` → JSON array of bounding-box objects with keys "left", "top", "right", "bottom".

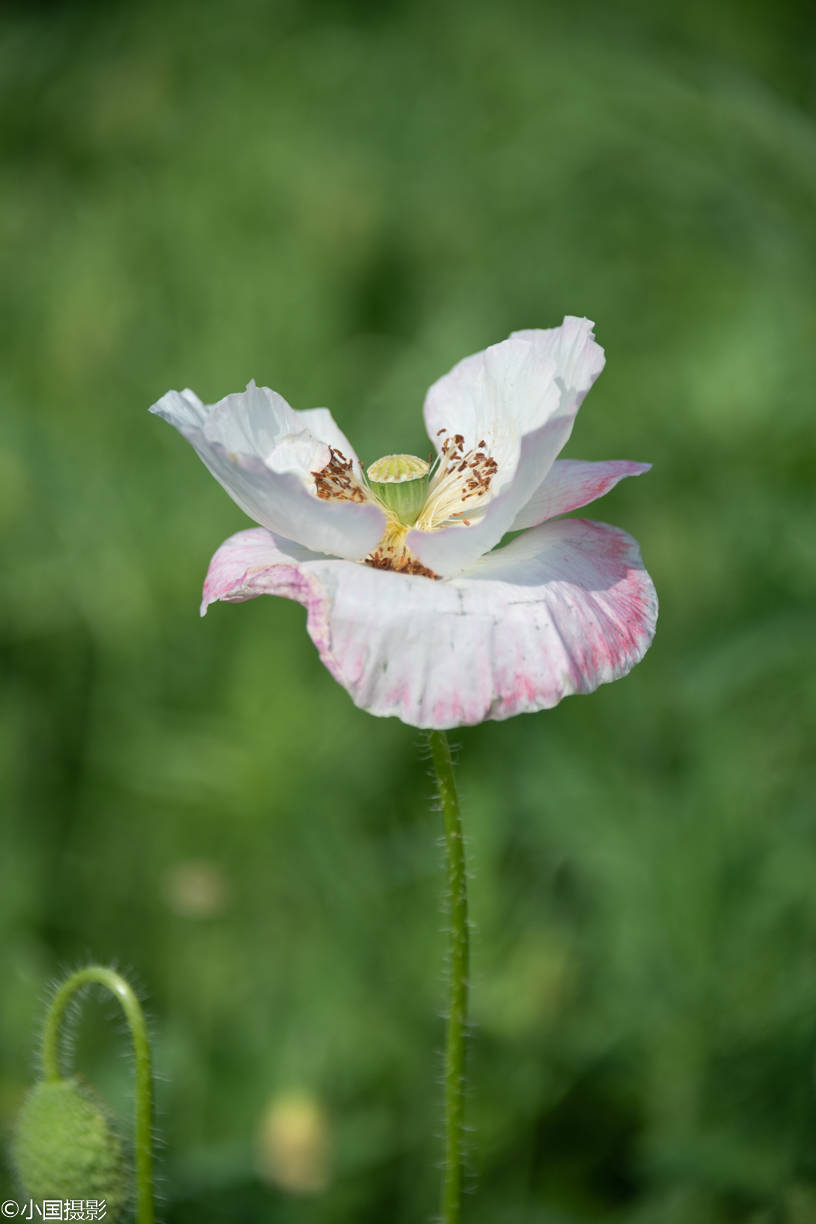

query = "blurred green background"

[{"left": 2, "top": 0, "right": 815, "bottom": 1219}]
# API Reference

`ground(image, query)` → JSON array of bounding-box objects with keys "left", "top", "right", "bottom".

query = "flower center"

[
  {"left": 366, "top": 453, "right": 430, "bottom": 527},
  {"left": 363, "top": 455, "right": 440, "bottom": 579}
]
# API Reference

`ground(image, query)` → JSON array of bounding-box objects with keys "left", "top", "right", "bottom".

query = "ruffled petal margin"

[{"left": 202, "top": 520, "right": 657, "bottom": 730}]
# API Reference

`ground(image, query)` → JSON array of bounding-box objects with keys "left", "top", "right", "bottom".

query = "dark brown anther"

[{"left": 313, "top": 447, "right": 366, "bottom": 503}]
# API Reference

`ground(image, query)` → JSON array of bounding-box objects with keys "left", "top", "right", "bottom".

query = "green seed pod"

[
  {"left": 11, "top": 1077, "right": 129, "bottom": 1220},
  {"left": 366, "top": 453, "right": 430, "bottom": 526}
]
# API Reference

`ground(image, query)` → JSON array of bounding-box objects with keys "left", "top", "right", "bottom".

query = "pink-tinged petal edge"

[
  {"left": 200, "top": 530, "right": 342, "bottom": 690},
  {"left": 201, "top": 522, "right": 657, "bottom": 730},
  {"left": 511, "top": 459, "right": 652, "bottom": 531}
]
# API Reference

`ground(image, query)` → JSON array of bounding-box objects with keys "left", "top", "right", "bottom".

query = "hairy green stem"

[
  {"left": 429, "top": 730, "right": 469, "bottom": 1224},
  {"left": 42, "top": 965, "right": 155, "bottom": 1224}
]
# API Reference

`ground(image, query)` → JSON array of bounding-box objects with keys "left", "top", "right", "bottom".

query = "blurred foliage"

[{"left": 1, "top": 0, "right": 815, "bottom": 1219}]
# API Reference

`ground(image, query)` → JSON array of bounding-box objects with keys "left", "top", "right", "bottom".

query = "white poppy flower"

[{"left": 150, "top": 317, "right": 657, "bottom": 729}]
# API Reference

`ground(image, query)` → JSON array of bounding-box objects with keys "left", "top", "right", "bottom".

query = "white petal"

[
  {"left": 510, "top": 315, "right": 606, "bottom": 390},
  {"left": 423, "top": 316, "right": 604, "bottom": 473},
  {"left": 202, "top": 518, "right": 656, "bottom": 729},
  {"left": 423, "top": 335, "right": 560, "bottom": 479},
  {"left": 297, "top": 407, "right": 366, "bottom": 474},
  {"left": 408, "top": 317, "right": 605, "bottom": 576},
  {"left": 266, "top": 430, "right": 331, "bottom": 476},
  {"left": 151, "top": 384, "right": 385, "bottom": 560},
  {"left": 511, "top": 459, "right": 651, "bottom": 531}
]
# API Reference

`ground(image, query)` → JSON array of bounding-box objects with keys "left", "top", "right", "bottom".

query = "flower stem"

[
  {"left": 429, "top": 730, "right": 469, "bottom": 1224},
  {"left": 41, "top": 965, "right": 155, "bottom": 1224}
]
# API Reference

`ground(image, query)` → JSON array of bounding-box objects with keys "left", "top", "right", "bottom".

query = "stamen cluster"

[
  {"left": 437, "top": 429, "right": 499, "bottom": 501},
  {"left": 366, "top": 550, "right": 440, "bottom": 579},
  {"left": 415, "top": 429, "right": 499, "bottom": 530},
  {"left": 313, "top": 448, "right": 366, "bottom": 503}
]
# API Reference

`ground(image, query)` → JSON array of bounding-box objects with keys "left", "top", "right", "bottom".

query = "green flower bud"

[
  {"left": 11, "top": 1078, "right": 129, "bottom": 1220},
  {"left": 366, "top": 453, "right": 430, "bottom": 526}
]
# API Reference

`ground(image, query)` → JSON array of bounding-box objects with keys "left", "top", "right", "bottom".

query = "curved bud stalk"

[{"left": 11, "top": 965, "right": 155, "bottom": 1224}]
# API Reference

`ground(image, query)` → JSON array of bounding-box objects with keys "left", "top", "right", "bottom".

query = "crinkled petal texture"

[
  {"left": 407, "top": 316, "right": 606, "bottom": 576},
  {"left": 150, "top": 382, "right": 386, "bottom": 560},
  {"left": 202, "top": 520, "right": 657, "bottom": 730}
]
